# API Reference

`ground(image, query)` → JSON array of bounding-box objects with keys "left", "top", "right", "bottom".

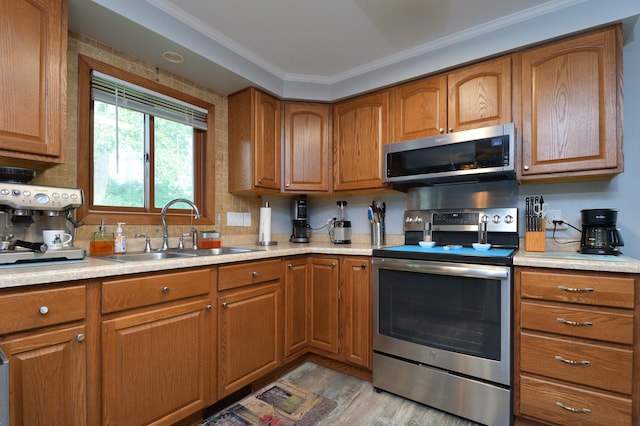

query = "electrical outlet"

[{"left": 546, "top": 209, "right": 567, "bottom": 230}]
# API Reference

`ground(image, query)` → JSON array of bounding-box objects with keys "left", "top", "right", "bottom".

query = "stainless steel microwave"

[{"left": 384, "top": 123, "right": 515, "bottom": 185}]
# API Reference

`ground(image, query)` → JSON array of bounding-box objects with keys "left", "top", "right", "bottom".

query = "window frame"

[{"left": 77, "top": 55, "right": 215, "bottom": 226}]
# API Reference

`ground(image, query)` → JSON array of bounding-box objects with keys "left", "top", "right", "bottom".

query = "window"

[{"left": 77, "top": 56, "right": 215, "bottom": 225}]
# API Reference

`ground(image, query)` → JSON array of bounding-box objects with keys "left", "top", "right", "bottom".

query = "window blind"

[{"left": 91, "top": 70, "right": 208, "bottom": 130}]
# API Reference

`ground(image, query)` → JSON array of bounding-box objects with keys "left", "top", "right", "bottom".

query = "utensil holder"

[
  {"left": 525, "top": 231, "right": 545, "bottom": 252},
  {"left": 371, "top": 222, "right": 385, "bottom": 246}
]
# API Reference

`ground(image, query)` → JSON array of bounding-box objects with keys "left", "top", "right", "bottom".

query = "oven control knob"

[
  {"left": 492, "top": 215, "right": 501, "bottom": 224},
  {"left": 481, "top": 215, "right": 489, "bottom": 223},
  {"left": 504, "top": 215, "right": 514, "bottom": 224},
  {"left": 414, "top": 217, "right": 423, "bottom": 224},
  {"left": 405, "top": 217, "right": 413, "bottom": 223}
]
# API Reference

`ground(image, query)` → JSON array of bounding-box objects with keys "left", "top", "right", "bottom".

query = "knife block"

[{"left": 525, "top": 231, "right": 546, "bottom": 252}]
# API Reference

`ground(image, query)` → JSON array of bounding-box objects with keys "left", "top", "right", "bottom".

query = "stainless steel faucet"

[{"left": 160, "top": 198, "right": 201, "bottom": 251}]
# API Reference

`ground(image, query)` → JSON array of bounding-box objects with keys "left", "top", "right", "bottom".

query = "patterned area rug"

[{"left": 201, "top": 380, "right": 337, "bottom": 426}]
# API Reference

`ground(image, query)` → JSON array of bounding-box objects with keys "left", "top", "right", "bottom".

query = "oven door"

[{"left": 373, "top": 257, "right": 511, "bottom": 386}]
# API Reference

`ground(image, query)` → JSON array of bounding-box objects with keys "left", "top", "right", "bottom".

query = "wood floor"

[{"left": 259, "top": 362, "right": 480, "bottom": 425}]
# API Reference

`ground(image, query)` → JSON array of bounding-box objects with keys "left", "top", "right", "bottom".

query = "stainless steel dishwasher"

[{"left": 0, "top": 348, "right": 8, "bottom": 426}]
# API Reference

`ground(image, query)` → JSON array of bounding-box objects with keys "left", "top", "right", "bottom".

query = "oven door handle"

[
  {"left": 433, "top": 264, "right": 509, "bottom": 279},
  {"left": 374, "top": 259, "right": 510, "bottom": 280}
]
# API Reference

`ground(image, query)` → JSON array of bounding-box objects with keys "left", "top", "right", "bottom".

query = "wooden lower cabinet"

[
  {"left": 102, "top": 299, "right": 213, "bottom": 426},
  {"left": 515, "top": 267, "right": 638, "bottom": 426},
  {"left": 0, "top": 282, "right": 89, "bottom": 426},
  {"left": 218, "top": 282, "right": 282, "bottom": 397},
  {"left": 341, "top": 256, "right": 372, "bottom": 369},
  {"left": 283, "top": 257, "right": 310, "bottom": 358},
  {"left": 308, "top": 256, "right": 340, "bottom": 354},
  {"left": 2, "top": 325, "right": 87, "bottom": 426}
]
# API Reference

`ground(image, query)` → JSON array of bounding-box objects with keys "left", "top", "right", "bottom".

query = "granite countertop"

[
  {"left": 0, "top": 242, "right": 376, "bottom": 290},
  {"left": 2, "top": 242, "right": 639, "bottom": 290}
]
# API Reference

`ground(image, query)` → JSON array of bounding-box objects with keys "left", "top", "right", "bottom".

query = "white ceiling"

[{"left": 68, "top": 0, "right": 640, "bottom": 100}]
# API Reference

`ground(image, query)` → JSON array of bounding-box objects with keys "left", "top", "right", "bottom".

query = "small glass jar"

[{"left": 200, "top": 231, "right": 221, "bottom": 248}]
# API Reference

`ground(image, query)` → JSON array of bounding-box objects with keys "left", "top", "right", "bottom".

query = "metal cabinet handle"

[
  {"left": 76, "top": 333, "right": 86, "bottom": 342},
  {"left": 360, "top": 263, "right": 367, "bottom": 269},
  {"left": 524, "top": 165, "right": 530, "bottom": 171},
  {"left": 39, "top": 306, "right": 49, "bottom": 315},
  {"left": 554, "top": 355, "right": 590, "bottom": 366},
  {"left": 206, "top": 305, "right": 212, "bottom": 311},
  {"left": 448, "top": 127, "right": 453, "bottom": 133},
  {"left": 557, "top": 317, "right": 593, "bottom": 327},
  {"left": 556, "top": 402, "right": 591, "bottom": 414},
  {"left": 162, "top": 286, "right": 170, "bottom": 294},
  {"left": 287, "top": 263, "right": 293, "bottom": 268},
  {"left": 331, "top": 263, "right": 336, "bottom": 268},
  {"left": 258, "top": 178, "right": 263, "bottom": 183},
  {"left": 285, "top": 183, "right": 290, "bottom": 187},
  {"left": 558, "top": 285, "right": 594, "bottom": 293},
  {"left": 222, "top": 302, "right": 229, "bottom": 308},
  {"left": 252, "top": 271, "right": 259, "bottom": 277}
]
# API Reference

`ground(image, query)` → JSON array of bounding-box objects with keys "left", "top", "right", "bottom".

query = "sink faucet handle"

[{"left": 135, "top": 234, "right": 153, "bottom": 253}]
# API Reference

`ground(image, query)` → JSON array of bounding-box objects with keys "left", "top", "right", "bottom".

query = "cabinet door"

[
  {"left": 283, "top": 258, "right": 310, "bottom": 358},
  {"left": 228, "top": 88, "right": 281, "bottom": 194},
  {"left": 309, "top": 257, "right": 339, "bottom": 354},
  {"left": 102, "top": 300, "right": 212, "bottom": 426},
  {"left": 342, "top": 257, "right": 372, "bottom": 369},
  {"left": 254, "top": 90, "right": 281, "bottom": 190},
  {"left": 390, "top": 75, "right": 448, "bottom": 142},
  {"left": 333, "top": 91, "right": 389, "bottom": 191},
  {"left": 519, "top": 26, "right": 622, "bottom": 180},
  {"left": 2, "top": 325, "right": 87, "bottom": 426},
  {"left": 283, "top": 102, "right": 331, "bottom": 192},
  {"left": 218, "top": 283, "right": 282, "bottom": 397},
  {"left": 447, "top": 56, "right": 512, "bottom": 132},
  {"left": 0, "top": 0, "right": 66, "bottom": 162}
]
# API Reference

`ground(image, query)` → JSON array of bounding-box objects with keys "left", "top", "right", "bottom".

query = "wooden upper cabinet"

[
  {"left": 283, "top": 102, "right": 331, "bottom": 192},
  {"left": 228, "top": 87, "right": 281, "bottom": 194},
  {"left": 390, "top": 56, "right": 510, "bottom": 143},
  {"left": 447, "top": 56, "right": 512, "bottom": 132},
  {"left": 390, "top": 75, "right": 447, "bottom": 142},
  {"left": 517, "top": 26, "right": 623, "bottom": 181},
  {"left": 0, "top": 0, "right": 67, "bottom": 165},
  {"left": 333, "top": 90, "right": 389, "bottom": 191}
]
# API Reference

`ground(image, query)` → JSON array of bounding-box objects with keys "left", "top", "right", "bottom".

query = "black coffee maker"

[
  {"left": 291, "top": 197, "right": 311, "bottom": 243},
  {"left": 580, "top": 209, "right": 624, "bottom": 255}
]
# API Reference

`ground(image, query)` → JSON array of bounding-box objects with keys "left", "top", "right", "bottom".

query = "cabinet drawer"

[
  {"left": 520, "top": 332, "right": 633, "bottom": 394},
  {"left": 0, "top": 285, "right": 86, "bottom": 334},
  {"left": 102, "top": 268, "right": 211, "bottom": 314},
  {"left": 520, "top": 375, "right": 632, "bottom": 426},
  {"left": 520, "top": 270, "right": 634, "bottom": 308},
  {"left": 521, "top": 301, "right": 633, "bottom": 344},
  {"left": 218, "top": 259, "right": 281, "bottom": 290}
]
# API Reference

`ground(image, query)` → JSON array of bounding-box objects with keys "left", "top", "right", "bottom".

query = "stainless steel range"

[
  {"left": 372, "top": 207, "right": 518, "bottom": 426},
  {"left": 0, "top": 182, "right": 85, "bottom": 265}
]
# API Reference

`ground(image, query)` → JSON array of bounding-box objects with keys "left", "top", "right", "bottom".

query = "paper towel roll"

[{"left": 259, "top": 206, "right": 271, "bottom": 243}]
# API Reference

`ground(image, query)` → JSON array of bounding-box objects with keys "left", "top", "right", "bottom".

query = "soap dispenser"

[
  {"left": 90, "top": 218, "right": 115, "bottom": 256},
  {"left": 114, "top": 222, "right": 126, "bottom": 253}
]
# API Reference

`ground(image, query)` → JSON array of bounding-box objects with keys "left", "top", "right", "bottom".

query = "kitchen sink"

[
  {"left": 103, "top": 247, "right": 261, "bottom": 262},
  {"left": 175, "top": 247, "right": 259, "bottom": 256},
  {"left": 105, "top": 251, "right": 197, "bottom": 262}
]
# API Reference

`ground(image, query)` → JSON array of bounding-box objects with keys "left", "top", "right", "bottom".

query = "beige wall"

[{"left": 35, "top": 32, "right": 263, "bottom": 251}]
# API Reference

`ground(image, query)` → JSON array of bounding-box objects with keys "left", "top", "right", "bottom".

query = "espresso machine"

[
  {"left": 580, "top": 208, "right": 624, "bottom": 255},
  {"left": 291, "top": 197, "right": 311, "bottom": 243},
  {"left": 0, "top": 179, "right": 86, "bottom": 265}
]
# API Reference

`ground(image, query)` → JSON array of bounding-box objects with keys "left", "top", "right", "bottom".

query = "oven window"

[{"left": 378, "top": 268, "right": 502, "bottom": 360}]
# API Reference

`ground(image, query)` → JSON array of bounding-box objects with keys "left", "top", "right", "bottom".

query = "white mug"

[{"left": 43, "top": 229, "right": 73, "bottom": 250}]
